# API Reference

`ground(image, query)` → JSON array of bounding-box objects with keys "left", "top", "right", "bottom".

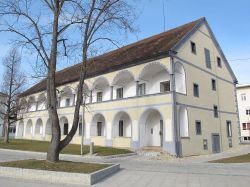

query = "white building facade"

[
  {"left": 16, "top": 18, "right": 240, "bottom": 156},
  {"left": 237, "top": 84, "right": 250, "bottom": 143}
]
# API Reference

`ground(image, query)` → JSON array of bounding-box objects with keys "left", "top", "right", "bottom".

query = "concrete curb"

[
  {"left": 0, "top": 163, "right": 120, "bottom": 185},
  {"left": 0, "top": 148, "right": 136, "bottom": 159}
]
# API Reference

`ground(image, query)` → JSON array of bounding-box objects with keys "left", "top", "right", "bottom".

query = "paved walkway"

[{"left": 0, "top": 145, "right": 250, "bottom": 187}]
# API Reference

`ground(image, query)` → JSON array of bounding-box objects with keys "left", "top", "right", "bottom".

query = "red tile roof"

[{"left": 20, "top": 18, "right": 203, "bottom": 97}]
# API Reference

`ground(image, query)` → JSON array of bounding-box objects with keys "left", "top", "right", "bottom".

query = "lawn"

[
  {"left": 209, "top": 153, "right": 250, "bottom": 163},
  {"left": 0, "top": 139, "right": 133, "bottom": 156},
  {"left": 0, "top": 159, "right": 110, "bottom": 174}
]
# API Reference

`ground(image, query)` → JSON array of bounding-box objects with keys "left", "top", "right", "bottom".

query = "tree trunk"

[
  {"left": 46, "top": 1, "right": 61, "bottom": 163},
  {"left": 4, "top": 117, "right": 9, "bottom": 143}
]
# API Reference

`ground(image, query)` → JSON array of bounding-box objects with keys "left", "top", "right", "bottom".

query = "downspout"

[
  {"left": 234, "top": 80, "right": 241, "bottom": 143},
  {"left": 169, "top": 50, "right": 182, "bottom": 157}
]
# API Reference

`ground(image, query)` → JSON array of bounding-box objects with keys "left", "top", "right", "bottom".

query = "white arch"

[
  {"left": 91, "top": 76, "right": 110, "bottom": 102},
  {"left": 138, "top": 61, "right": 169, "bottom": 80},
  {"left": 26, "top": 119, "right": 33, "bottom": 135},
  {"left": 59, "top": 86, "right": 74, "bottom": 107},
  {"left": 35, "top": 118, "right": 43, "bottom": 135},
  {"left": 17, "top": 120, "right": 24, "bottom": 137},
  {"left": 37, "top": 93, "right": 47, "bottom": 110},
  {"left": 91, "top": 76, "right": 110, "bottom": 90},
  {"left": 112, "top": 111, "right": 132, "bottom": 138},
  {"left": 27, "top": 96, "right": 36, "bottom": 111},
  {"left": 139, "top": 108, "right": 164, "bottom": 147},
  {"left": 91, "top": 113, "right": 106, "bottom": 136},
  {"left": 111, "top": 70, "right": 135, "bottom": 86},
  {"left": 59, "top": 116, "right": 69, "bottom": 135},
  {"left": 19, "top": 98, "right": 28, "bottom": 112},
  {"left": 175, "top": 62, "right": 186, "bottom": 94},
  {"left": 179, "top": 107, "right": 189, "bottom": 137},
  {"left": 138, "top": 62, "right": 170, "bottom": 95}
]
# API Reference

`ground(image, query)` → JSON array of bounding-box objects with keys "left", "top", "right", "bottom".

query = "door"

[{"left": 212, "top": 134, "right": 221, "bottom": 153}]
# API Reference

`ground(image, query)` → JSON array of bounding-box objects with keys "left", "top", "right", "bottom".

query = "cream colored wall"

[{"left": 176, "top": 22, "right": 239, "bottom": 156}]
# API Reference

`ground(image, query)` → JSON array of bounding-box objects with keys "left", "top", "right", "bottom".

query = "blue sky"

[{"left": 0, "top": 0, "right": 249, "bottom": 88}]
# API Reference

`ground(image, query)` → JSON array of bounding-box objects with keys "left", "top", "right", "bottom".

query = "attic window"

[
  {"left": 217, "top": 57, "right": 222, "bottom": 68},
  {"left": 191, "top": 41, "right": 196, "bottom": 54}
]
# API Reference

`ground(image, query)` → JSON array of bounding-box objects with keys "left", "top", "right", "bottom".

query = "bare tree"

[
  {"left": 0, "top": 47, "right": 26, "bottom": 143},
  {"left": 0, "top": 0, "right": 137, "bottom": 162}
]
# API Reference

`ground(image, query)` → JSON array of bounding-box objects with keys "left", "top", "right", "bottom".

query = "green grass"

[
  {"left": 209, "top": 153, "right": 250, "bottom": 163},
  {"left": 0, "top": 139, "right": 133, "bottom": 156},
  {"left": 0, "top": 159, "right": 110, "bottom": 174}
]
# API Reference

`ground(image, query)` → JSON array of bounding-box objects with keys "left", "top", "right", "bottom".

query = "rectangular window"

[
  {"left": 217, "top": 57, "right": 222, "bottom": 68},
  {"left": 160, "top": 81, "right": 170, "bottom": 93},
  {"left": 244, "top": 137, "right": 248, "bottom": 141},
  {"left": 79, "top": 122, "right": 82, "bottom": 136},
  {"left": 138, "top": 83, "right": 146, "bottom": 96},
  {"left": 243, "top": 123, "right": 250, "bottom": 130},
  {"left": 214, "top": 105, "right": 218, "bottom": 118},
  {"left": 241, "top": 94, "right": 246, "bottom": 101},
  {"left": 116, "top": 88, "right": 123, "bottom": 99},
  {"left": 212, "top": 79, "right": 216, "bottom": 91},
  {"left": 203, "top": 139, "right": 208, "bottom": 150},
  {"left": 191, "top": 41, "right": 196, "bottom": 54},
  {"left": 97, "top": 122, "right": 102, "bottom": 136},
  {"left": 65, "top": 98, "right": 70, "bottom": 107},
  {"left": 204, "top": 48, "right": 211, "bottom": 69},
  {"left": 97, "top": 92, "right": 103, "bottom": 102},
  {"left": 227, "top": 121, "right": 232, "bottom": 137},
  {"left": 246, "top": 109, "right": 250, "bottom": 115},
  {"left": 64, "top": 123, "right": 68, "bottom": 135},
  {"left": 195, "top": 121, "right": 202, "bottom": 135},
  {"left": 119, "top": 120, "right": 124, "bottom": 137},
  {"left": 193, "top": 83, "right": 199, "bottom": 97}
]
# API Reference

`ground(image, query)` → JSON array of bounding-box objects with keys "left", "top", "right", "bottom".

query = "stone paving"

[{"left": 0, "top": 145, "right": 250, "bottom": 187}]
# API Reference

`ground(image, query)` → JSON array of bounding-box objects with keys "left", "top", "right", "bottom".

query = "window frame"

[
  {"left": 160, "top": 81, "right": 170, "bottom": 93},
  {"left": 193, "top": 83, "right": 199, "bottom": 97},
  {"left": 203, "top": 139, "right": 208, "bottom": 150},
  {"left": 116, "top": 87, "right": 123, "bottom": 99},
  {"left": 211, "top": 79, "right": 216, "bottom": 91},
  {"left": 204, "top": 48, "right": 211, "bottom": 69},
  {"left": 190, "top": 41, "right": 196, "bottom": 54},
  {"left": 195, "top": 120, "right": 202, "bottom": 135},
  {"left": 65, "top": 98, "right": 70, "bottom": 107},
  {"left": 118, "top": 120, "right": 124, "bottom": 137},
  {"left": 97, "top": 122, "right": 102, "bottom": 136},
  {"left": 226, "top": 121, "right": 232, "bottom": 137},
  {"left": 214, "top": 105, "right": 219, "bottom": 118},
  {"left": 138, "top": 83, "right": 146, "bottom": 96},
  {"left": 97, "top": 91, "right": 103, "bottom": 102},
  {"left": 217, "top": 57, "right": 222, "bottom": 68},
  {"left": 241, "top": 94, "right": 246, "bottom": 101}
]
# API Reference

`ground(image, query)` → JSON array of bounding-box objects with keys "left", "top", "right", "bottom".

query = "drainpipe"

[{"left": 169, "top": 50, "right": 182, "bottom": 157}]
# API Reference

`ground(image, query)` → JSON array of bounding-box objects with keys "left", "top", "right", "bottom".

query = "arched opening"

[
  {"left": 27, "top": 96, "right": 36, "bottom": 112},
  {"left": 82, "top": 83, "right": 90, "bottom": 104},
  {"left": 45, "top": 118, "right": 52, "bottom": 135},
  {"left": 112, "top": 111, "right": 132, "bottom": 138},
  {"left": 138, "top": 62, "right": 170, "bottom": 95},
  {"left": 19, "top": 98, "right": 28, "bottom": 113},
  {"left": 35, "top": 118, "right": 43, "bottom": 136},
  {"left": 91, "top": 113, "right": 106, "bottom": 137},
  {"left": 175, "top": 62, "right": 186, "bottom": 94},
  {"left": 17, "top": 120, "right": 24, "bottom": 137},
  {"left": 139, "top": 108, "right": 164, "bottom": 147},
  {"left": 112, "top": 70, "right": 135, "bottom": 99},
  {"left": 37, "top": 93, "right": 47, "bottom": 110},
  {"left": 59, "top": 86, "right": 74, "bottom": 107},
  {"left": 179, "top": 107, "right": 189, "bottom": 137},
  {"left": 59, "top": 116, "right": 69, "bottom": 135},
  {"left": 26, "top": 119, "right": 33, "bottom": 135},
  {"left": 92, "top": 77, "right": 110, "bottom": 102}
]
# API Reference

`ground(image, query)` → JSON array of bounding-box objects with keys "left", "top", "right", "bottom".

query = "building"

[
  {"left": 16, "top": 18, "right": 239, "bottom": 156},
  {"left": 237, "top": 84, "right": 250, "bottom": 143},
  {"left": 0, "top": 92, "right": 7, "bottom": 136}
]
